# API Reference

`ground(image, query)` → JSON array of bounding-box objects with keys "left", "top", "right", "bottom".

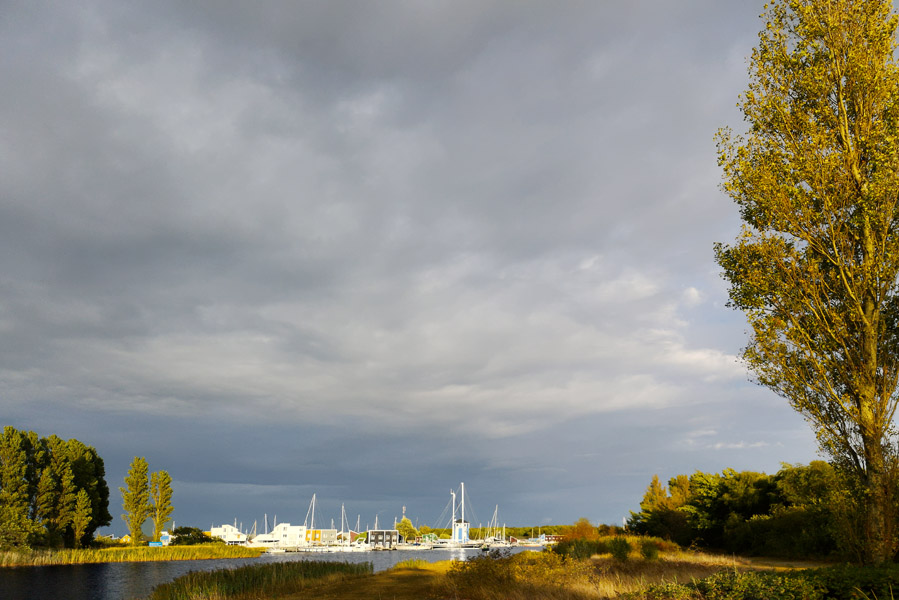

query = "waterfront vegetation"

[
  {"left": 146, "top": 560, "right": 373, "bottom": 600},
  {"left": 0, "top": 543, "right": 262, "bottom": 566},
  {"left": 257, "top": 543, "right": 899, "bottom": 600}
]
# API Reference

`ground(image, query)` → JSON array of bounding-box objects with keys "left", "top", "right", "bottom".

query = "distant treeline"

[
  {"left": 0, "top": 426, "right": 111, "bottom": 549},
  {"left": 627, "top": 461, "right": 853, "bottom": 559}
]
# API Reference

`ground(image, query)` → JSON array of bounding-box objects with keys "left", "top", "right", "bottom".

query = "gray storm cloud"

[{"left": 1, "top": 1, "right": 817, "bottom": 531}]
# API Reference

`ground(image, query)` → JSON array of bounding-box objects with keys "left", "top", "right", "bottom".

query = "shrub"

[
  {"left": 609, "top": 537, "right": 631, "bottom": 561},
  {"left": 553, "top": 538, "right": 607, "bottom": 559},
  {"left": 640, "top": 539, "right": 660, "bottom": 560},
  {"left": 800, "top": 563, "right": 899, "bottom": 600},
  {"left": 641, "top": 571, "right": 823, "bottom": 600},
  {"left": 638, "top": 565, "right": 899, "bottom": 600}
]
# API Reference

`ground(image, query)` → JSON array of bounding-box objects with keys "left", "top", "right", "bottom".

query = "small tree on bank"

[
  {"left": 150, "top": 470, "right": 173, "bottom": 542},
  {"left": 716, "top": 0, "right": 899, "bottom": 563},
  {"left": 120, "top": 457, "right": 151, "bottom": 544},
  {"left": 396, "top": 517, "right": 419, "bottom": 543}
]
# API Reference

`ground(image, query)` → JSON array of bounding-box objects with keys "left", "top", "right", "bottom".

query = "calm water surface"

[{"left": 0, "top": 547, "right": 537, "bottom": 600}]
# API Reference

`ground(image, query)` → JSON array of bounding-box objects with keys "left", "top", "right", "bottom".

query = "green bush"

[
  {"left": 639, "top": 564, "right": 899, "bottom": 600},
  {"left": 609, "top": 537, "right": 631, "bottom": 561},
  {"left": 641, "top": 571, "right": 823, "bottom": 600},
  {"left": 553, "top": 538, "right": 607, "bottom": 559},
  {"left": 640, "top": 539, "right": 660, "bottom": 560},
  {"left": 800, "top": 563, "right": 899, "bottom": 600}
]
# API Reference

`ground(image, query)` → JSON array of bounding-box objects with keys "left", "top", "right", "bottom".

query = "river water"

[{"left": 0, "top": 546, "right": 538, "bottom": 600}]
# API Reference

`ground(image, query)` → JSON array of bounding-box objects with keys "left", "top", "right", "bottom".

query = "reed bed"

[
  {"left": 391, "top": 557, "right": 430, "bottom": 570},
  {"left": 0, "top": 544, "right": 263, "bottom": 567},
  {"left": 147, "top": 560, "right": 373, "bottom": 600}
]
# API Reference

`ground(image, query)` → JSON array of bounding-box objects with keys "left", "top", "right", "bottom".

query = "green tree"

[
  {"left": 34, "top": 436, "right": 77, "bottom": 548},
  {"left": 715, "top": 0, "right": 899, "bottom": 563},
  {"left": 396, "top": 516, "right": 419, "bottom": 543},
  {"left": 628, "top": 474, "right": 693, "bottom": 545},
  {"left": 0, "top": 427, "right": 35, "bottom": 548},
  {"left": 639, "top": 475, "right": 668, "bottom": 513},
  {"left": 120, "top": 457, "right": 151, "bottom": 544},
  {"left": 65, "top": 439, "right": 111, "bottom": 546},
  {"left": 70, "top": 489, "right": 92, "bottom": 549},
  {"left": 150, "top": 470, "right": 173, "bottom": 542}
]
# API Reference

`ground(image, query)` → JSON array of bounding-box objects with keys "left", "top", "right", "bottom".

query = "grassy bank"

[
  {"left": 273, "top": 547, "right": 747, "bottom": 600},
  {"left": 147, "top": 560, "right": 373, "bottom": 600},
  {"left": 276, "top": 541, "right": 847, "bottom": 600},
  {"left": 0, "top": 543, "right": 263, "bottom": 567},
  {"left": 114, "top": 537, "right": 899, "bottom": 600}
]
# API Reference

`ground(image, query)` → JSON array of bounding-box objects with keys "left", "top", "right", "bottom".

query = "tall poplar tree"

[
  {"left": 0, "top": 427, "right": 34, "bottom": 548},
  {"left": 120, "top": 457, "right": 151, "bottom": 545},
  {"left": 35, "top": 436, "right": 77, "bottom": 548},
  {"left": 71, "top": 489, "right": 92, "bottom": 549},
  {"left": 65, "top": 439, "right": 111, "bottom": 546},
  {"left": 716, "top": 0, "right": 899, "bottom": 563},
  {"left": 150, "top": 470, "right": 173, "bottom": 542}
]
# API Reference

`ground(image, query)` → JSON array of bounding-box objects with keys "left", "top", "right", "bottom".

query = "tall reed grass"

[
  {"left": 0, "top": 544, "right": 263, "bottom": 567},
  {"left": 147, "top": 560, "right": 373, "bottom": 600},
  {"left": 391, "top": 557, "right": 430, "bottom": 570}
]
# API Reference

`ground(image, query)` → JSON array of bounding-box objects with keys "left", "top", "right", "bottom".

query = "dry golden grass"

[
  {"left": 588, "top": 555, "right": 738, "bottom": 598},
  {"left": 290, "top": 547, "right": 817, "bottom": 600},
  {"left": 279, "top": 551, "right": 740, "bottom": 600}
]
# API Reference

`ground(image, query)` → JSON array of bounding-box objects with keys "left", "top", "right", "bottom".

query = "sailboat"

[{"left": 481, "top": 504, "right": 511, "bottom": 550}]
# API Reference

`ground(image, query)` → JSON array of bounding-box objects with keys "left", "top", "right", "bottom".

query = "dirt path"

[
  {"left": 740, "top": 556, "right": 834, "bottom": 571},
  {"left": 283, "top": 565, "right": 448, "bottom": 600}
]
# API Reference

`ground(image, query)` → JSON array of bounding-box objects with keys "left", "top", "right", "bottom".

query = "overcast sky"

[{"left": 2, "top": 0, "right": 821, "bottom": 535}]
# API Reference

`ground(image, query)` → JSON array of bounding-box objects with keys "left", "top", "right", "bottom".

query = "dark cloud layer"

[{"left": 1, "top": 1, "right": 818, "bottom": 533}]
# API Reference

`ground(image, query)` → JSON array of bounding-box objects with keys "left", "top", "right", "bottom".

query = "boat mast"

[
  {"left": 492, "top": 505, "right": 498, "bottom": 538},
  {"left": 461, "top": 482, "right": 465, "bottom": 532},
  {"left": 451, "top": 489, "right": 456, "bottom": 535},
  {"left": 304, "top": 494, "right": 316, "bottom": 529}
]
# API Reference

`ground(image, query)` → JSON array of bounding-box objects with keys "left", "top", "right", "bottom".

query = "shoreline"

[{"left": 0, "top": 544, "right": 264, "bottom": 568}]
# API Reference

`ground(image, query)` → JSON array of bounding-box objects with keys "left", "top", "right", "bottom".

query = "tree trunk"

[{"left": 864, "top": 464, "right": 895, "bottom": 564}]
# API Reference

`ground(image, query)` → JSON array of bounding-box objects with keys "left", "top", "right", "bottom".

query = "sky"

[{"left": 1, "top": 0, "right": 822, "bottom": 536}]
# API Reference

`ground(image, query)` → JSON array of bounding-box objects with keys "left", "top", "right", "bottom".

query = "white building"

[
  {"left": 209, "top": 524, "right": 248, "bottom": 545},
  {"left": 453, "top": 519, "right": 470, "bottom": 543},
  {"left": 248, "top": 522, "right": 308, "bottom": 548}
]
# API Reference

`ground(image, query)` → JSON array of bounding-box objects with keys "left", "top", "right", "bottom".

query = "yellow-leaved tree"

[{"left": 716, "top": 0, "right": 899, "bottom": 564}]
